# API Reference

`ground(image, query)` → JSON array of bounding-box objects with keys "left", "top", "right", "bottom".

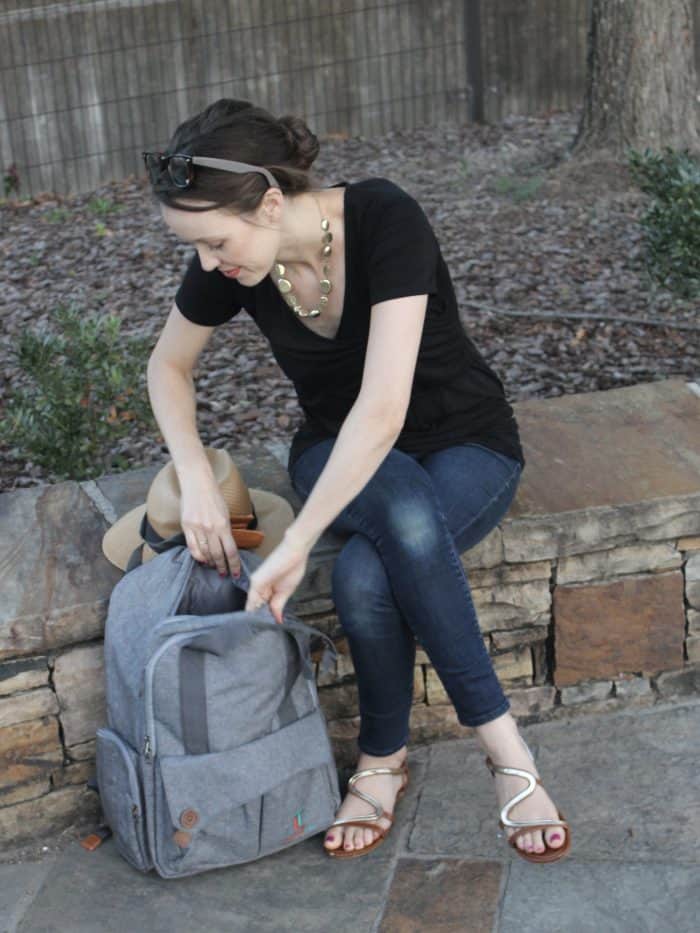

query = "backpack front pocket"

[
  {"left": 151, "top": 709, "right": 340, "bottom": 875},
  {"left": 259, "top": 762, "right": 340, "bottom": 853},
  {"left": 95, "top": 728, "right": 150, "bottom": 871},
  {"left": 155, "top": 750, "right": 262, "bottom": 875}
]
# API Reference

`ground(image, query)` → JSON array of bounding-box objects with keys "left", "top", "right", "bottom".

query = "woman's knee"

[
  {"left": 331, "top": 535, "right": 398, "bottom": 636},
  {"left": 384, "top": 499, "right": 443, "bottom": 558},
  {"left": 353, "top": 462, "right": 445, "bottom": 558}
]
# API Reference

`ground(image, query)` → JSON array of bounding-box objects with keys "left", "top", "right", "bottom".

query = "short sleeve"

[
  {"left": 174, "top": 251, "right": 246, "bottom": 326},
  {"left": 365, "top": 188, "right": 439, "bottom": 306}
]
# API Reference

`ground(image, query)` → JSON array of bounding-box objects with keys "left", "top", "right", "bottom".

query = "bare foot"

[
  {"left": 323, "top": 746, "right": 408, "bottom": 854},
  {"left": 475, "top": 713, "right": 567, "bottom": 855}
]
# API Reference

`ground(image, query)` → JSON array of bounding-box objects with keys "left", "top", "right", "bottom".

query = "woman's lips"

[{"left": 221, "top": 267, "right": 241, "bottom": 278}]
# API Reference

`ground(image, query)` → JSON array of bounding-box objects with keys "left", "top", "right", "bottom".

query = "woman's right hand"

[{"left": 179, "top": 474, "right": 241, "bottom": 578}]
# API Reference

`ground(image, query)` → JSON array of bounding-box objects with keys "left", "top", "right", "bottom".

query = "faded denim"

[{"left": 290, "top": 439, "right": 523, "bottom": 756}]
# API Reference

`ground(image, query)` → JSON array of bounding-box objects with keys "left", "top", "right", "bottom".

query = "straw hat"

[{"left": 102, "top": 447, "right": 295, "bottom": 572}]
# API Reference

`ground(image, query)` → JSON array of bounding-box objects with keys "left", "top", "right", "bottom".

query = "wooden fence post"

[{"left": 465, "top": 0, "right": 484, "bottom": 123}]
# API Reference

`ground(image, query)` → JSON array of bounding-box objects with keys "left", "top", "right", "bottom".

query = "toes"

[
  {"left": 512, "top": 828, "right": 565, "bottom": 854},
  {"left": 324, "top": 828, "right": 343, "bottom": 850},
  {"left": 329, "top": 825, "right": 381, "bottom": 852},
  {"left": 545, "top": 827, "right": 565, "bottom": 849}
]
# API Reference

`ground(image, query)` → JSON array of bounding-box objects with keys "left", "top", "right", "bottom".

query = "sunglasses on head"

[{"left": 141, "top": 152, "right": 277, "bottom": 189}]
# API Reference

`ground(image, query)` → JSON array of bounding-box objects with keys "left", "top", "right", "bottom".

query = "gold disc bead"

[
  {"left": 321, "top": 219, "right": 330, "bottom": 231},
  {"left": 274, "top": 262, "right": 285, "bottom": 276},
  {"left": 278, "top": 278, "right": 292, "bottom": 294},
  {"left": 320, "top": 279, "right": 332, "bottom": 294}
]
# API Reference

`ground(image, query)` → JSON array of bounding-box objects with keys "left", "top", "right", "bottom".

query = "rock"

[{"left": 554, "top": 572, "right": 685, "bottom": 686}]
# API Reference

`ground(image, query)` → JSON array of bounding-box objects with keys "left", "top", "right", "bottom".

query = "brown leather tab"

[
  {"left": 79, "top": 826, "right": 113, "bottom": 851},
  {"left": 232, "top": 528, "right": 265, "bottom": 549},
  {"left": 80, "top": 833, "right": 105, "bottom": 851},
  {"left": 173, "top": 830, "right": 192, "bottom": 848},
  {"left": 230, "top": 514, "right": 255, "bottom": 529}
]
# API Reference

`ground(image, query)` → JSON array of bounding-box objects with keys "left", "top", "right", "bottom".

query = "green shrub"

[
  {"left": 492, "top": 173, "right": 545, "bottom": 202},
  {"left": 1, "top": 305, "right": 158, "bottom": 481},
  {"left": 88, "top": 196, "right": 123, "bottom": 216},
  {"left": 628, "top": 146, "right": 700, "bottom": 298}
]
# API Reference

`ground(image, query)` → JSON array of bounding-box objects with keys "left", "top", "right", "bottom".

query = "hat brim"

[{"left": 102, "top": 488, "right": 295, "bottom": 572}]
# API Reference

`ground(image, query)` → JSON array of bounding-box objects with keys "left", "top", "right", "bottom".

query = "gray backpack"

[{"left": 95, "top": 544, "right": 341, "bottom": 878}]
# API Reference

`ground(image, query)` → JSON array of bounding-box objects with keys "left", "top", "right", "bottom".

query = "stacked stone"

[
  {"left": 302, "top": 518, "right": 700, "bottom": 767},
  {"left": 2, "top": 379, "right": 699, "bottom": 846}
]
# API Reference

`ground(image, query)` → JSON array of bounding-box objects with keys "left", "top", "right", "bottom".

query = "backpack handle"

[
  {"left": 186, "top": 548, "right": 338, "bottom": 674},
  {"left": 184, "top": 609, "right": 338, "bottom": 674}
]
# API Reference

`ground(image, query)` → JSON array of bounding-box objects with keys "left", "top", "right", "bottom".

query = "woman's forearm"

[
  {"left": 285, "top": 403, "right": 402, "bottom": 552},
  {"left": 146, "top": 359, "right": 214, "bottom": 482}
]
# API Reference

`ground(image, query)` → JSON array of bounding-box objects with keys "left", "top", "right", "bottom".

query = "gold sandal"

[
  {"left": 485, "top": 744, "right": 571, "bottom": 864},
  {"left": 324, "top": 760, "right": 410, "bottom": 859}
]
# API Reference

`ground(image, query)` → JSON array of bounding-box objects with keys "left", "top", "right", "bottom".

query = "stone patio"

[{"left": 3, "top": 698, "right": 699, "bottom": 932}]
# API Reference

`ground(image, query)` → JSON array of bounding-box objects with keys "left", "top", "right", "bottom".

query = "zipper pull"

[{"left": 143, "top": 735, "right": 153, "bottom": 761}]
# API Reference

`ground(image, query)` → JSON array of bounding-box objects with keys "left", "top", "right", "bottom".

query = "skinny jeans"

[{"left": 289, "top": 438, "right": 524, "bottom": 756}]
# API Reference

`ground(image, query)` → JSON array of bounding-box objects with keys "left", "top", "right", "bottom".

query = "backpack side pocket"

[{"left": 96, "top": 727, "right": 151, "bottom": 871}]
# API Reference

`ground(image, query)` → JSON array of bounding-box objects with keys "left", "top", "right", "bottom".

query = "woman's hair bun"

[{"left": 278, "top": 114, "right": 319, "bottom": 171}]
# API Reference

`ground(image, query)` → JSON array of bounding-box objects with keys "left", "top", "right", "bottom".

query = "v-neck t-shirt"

[{"left": 174, "top": 176, "right": 526, "bottom": 474}]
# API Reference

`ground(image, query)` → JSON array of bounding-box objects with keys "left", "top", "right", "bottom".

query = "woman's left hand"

[{"left": 244, "top": 532, "right": 311, "bottom": 624}]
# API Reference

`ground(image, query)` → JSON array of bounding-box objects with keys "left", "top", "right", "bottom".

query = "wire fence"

[
  {"left": 1, "top": 0, "right": 470, "bottom": 197},
  {"left": 2, "top": 0, "right": 698, "bottom": 199}
]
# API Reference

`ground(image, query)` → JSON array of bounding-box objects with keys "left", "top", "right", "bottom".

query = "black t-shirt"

[{"left": 174, "top": 177, "right": 525, "bottom": 474}]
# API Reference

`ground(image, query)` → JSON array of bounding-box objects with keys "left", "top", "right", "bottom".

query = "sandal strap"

[
  {"left": 485, "top": 757, "right": 542, "bottom": 785},
  {"left": 504, "top": 815, "right": 569, "bottom": 831},
  {"left": 486, "top": 755, "right": 561, "bottom": 829},
  {"left": 345, "top": 763, "right": 408, "bottom": 818},
  {"left": 348, "top": 763, "right": 408, "bottom": 783},
  {"left": 327, "top": 816, "right": 392, "bottom": 835}
]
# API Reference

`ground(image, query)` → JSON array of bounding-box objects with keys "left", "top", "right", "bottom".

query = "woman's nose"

[{"left": 197, "top": 250, "right": 218, "bottom": 272}]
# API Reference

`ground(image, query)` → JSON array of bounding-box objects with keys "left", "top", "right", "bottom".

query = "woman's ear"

[{"left": 261, "top": 187, "right": 284, "bottom": 224}]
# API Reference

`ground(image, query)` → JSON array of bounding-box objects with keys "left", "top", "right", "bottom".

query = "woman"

[{"left": 143, "top": 99, "right": 570, "bottom": 862}]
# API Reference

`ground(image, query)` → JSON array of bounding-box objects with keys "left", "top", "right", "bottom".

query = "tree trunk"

[{"left": 573, "top": 0, "right": 700, "bottom": 156}]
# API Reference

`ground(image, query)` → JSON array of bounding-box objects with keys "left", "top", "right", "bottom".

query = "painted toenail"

[{"left": 551, "top": 833, "right": 561, "bottom": 841}]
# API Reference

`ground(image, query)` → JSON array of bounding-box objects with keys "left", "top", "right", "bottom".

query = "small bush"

[
  {"left": 628, "top": 146, "right": 700, "bottom": 298},
  {"left": 492, "top": 173, "right": 545, "bottom": 202},
  {"left": 88, "top": 197, "right": 124, "bottom": 216},
  {"left": 1, "top": 305, "right": 158, "bottom": 481}
]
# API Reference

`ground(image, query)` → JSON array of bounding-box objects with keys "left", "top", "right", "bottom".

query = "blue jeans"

[{"left": 289, "top": 439, "right": 523, "bottom": 756}]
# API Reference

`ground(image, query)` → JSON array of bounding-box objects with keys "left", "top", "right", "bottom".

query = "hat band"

[{"left": 126, "top": 504, "right": 263, "bottom": 574}]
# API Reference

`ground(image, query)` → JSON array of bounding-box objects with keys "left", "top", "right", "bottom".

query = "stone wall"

[{"left": 1, "top": 377, "right": 699, "bottom": 847}]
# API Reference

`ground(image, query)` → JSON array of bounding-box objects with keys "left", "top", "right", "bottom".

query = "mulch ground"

[{"left": 1, "top": 109, "right": 698, "bottom": 492}]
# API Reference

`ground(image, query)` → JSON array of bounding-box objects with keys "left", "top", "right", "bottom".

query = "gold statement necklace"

[{"left": 273, "top": 193, "right": 332, "bottom": 318}]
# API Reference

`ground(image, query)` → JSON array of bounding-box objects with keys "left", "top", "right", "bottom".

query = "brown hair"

[{"left": 148, "top": 98, "right": 322, "bottom": 214}]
